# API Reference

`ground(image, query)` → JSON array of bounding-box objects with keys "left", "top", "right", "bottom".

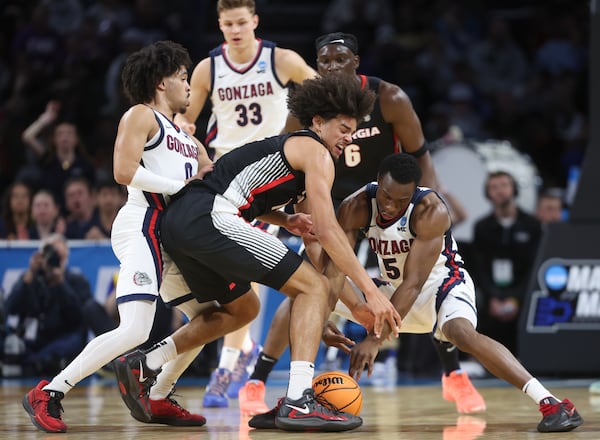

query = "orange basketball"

[{"left": 312, "top": 371, "right": 363, "bottom": 416}]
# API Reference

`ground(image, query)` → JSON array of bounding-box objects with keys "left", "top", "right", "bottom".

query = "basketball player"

[
  {"left": 241, "top": 32, "right": 483, "bottom": 418},
  {"left": 174, "top": 0, "right": 318, "bottom": 408},
  {"left": 21, "top": 40, "right": 250, "bottom": 432},
  {"left": 331, "top": 153, "right": 580, "bottom": 433},
  {"left": 116, "top": 74, "right": 400, "bottom": 432}
]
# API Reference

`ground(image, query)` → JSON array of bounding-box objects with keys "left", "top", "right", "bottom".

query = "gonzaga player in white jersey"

[
  {"left": 328, "top": 153, "right": 583, "bottom": 434},
  {"left": 205, "top": 40, "right": 288, "bottom": 159},
  {"left": 23, "top": 41, "right": 214, "bottom": 433}
]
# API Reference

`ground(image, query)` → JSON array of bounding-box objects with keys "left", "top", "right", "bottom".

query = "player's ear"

[{"left": 353, "top": 55, "right": 360, "bottom": 70}]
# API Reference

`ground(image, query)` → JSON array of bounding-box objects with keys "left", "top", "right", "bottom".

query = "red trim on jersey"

[
  {"left": 441, "top": 244, "right": 462, "bottom": 291},
  {"left": 221, "top": 39, "right": 264, "bottom": 74},
  {"left": 147, "top": 210, "right": 163, "bottom": 279},
  {"left": 238, "top": 173, "right": 295, "bottom": 211},
  {"left": 150, "top": 192, "right": 165, "bottom": 211},
  {"left": 358, "top": 74, "right": 368, "bottom": 89}
]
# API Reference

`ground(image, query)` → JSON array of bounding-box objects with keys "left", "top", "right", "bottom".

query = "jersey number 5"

[
  {"left": 235, "top": 103, "right": 262, "bottom": 126},
  {"left": 382, "top": 257, "right": 401, "bottom": 279}
]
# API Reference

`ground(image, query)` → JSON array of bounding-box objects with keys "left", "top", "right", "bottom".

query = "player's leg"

[
  {"left": 270, "top": 259, "right": 362, "bottom": 431},
  {"left": 240, "top": 297, "right": 291, "bottom": 416},
  {"left": 24, "top": 206, "right": 159, "bottom": 432},
  {"left": 439, "top": 284, "right": 583, "bottom": 432}
]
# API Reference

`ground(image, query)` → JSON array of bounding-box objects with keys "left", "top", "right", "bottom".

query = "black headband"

[{"left": 315, "top": 32, "right": 359, "bottom": 55}]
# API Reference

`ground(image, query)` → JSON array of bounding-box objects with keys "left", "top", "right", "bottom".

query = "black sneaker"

[
  {"left": 537, "top": 397, "right": 583, "bottom": 432},
  {"left": 248, "top": 398, "right": 283, "bottom": 429},
  {"left": 274, "top": 388, "right": 362, "bottom": 432},
  {"left": 112, "top": 349, "right": 161, "bottom": 423}
]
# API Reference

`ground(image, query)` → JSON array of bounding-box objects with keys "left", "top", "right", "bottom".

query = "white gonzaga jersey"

[
  {"left": 206, "top": 39, "right": 289, "bottom": 160},
  {"left": 127, "top": 108, "right": 200, "bottom": 210},
  {"left": 363, "top": 183, "right": 468, "bottom": 299}
]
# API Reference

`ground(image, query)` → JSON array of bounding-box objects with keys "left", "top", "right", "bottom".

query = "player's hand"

[
  {"left": 186, "top": 163, "right": 214, "bottom": 183},
  {"left": 322, "top": 321, "right": 355, "bottom": 354},
  {"left": 348, "top": 336, "right": 379, "bottom": 381},
  {"left": 350, "top": 302, "right": 375, "bottom": 332},
  {"left": 363, "top": 286, "right": 401, "bottom": 339},
  {"left": 284, "top": 213, "right": 313, "bottom": 236}
]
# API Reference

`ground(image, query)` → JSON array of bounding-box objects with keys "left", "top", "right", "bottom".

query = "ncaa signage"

[
  {"left": 527, "top": 258, "right": 600, "bottom": 333},
  {"left": 518, "top": 223, "right": 600, "bottom": 375}
]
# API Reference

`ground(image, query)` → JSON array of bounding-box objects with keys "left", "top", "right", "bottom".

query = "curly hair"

[
  {"left": 287, "top": 73, "right": 375, "bottom": 128},
  {"left": 378, "top": 153, "right": 422, "bottom": 185},
  {"left": 121, "top": 40, "right": 192, "bottom": 105}
]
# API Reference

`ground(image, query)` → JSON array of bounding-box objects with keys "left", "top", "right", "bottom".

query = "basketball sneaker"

[
  {"left": 248, "top": 397, "right": 284, "bottom": 429},
  {"left": 274, "top": 388, "right": 363, "bottom": 432},
  {"left": 22, "top": 380, "right": 67, "bottom": 433},
  {"left": 537, "top": 397, "right": 583, "bottom": 432},
  {"left": 228, "top": 342, "right": 261, "bottom": 398},
  {"left": 146, "top": 392, "right": 206, "bottom": 426},
  {"left": 442, "top": 370, "right": 486, "bottom": 414},
  {"left": 203, "top": 368, "right": 232, "bottom": 407},
  {"left": 239, "top": 380, "right": 269, "bottom": 415},
  {"left": 113, "top": 349, "right": 161, "bottom": 422}
]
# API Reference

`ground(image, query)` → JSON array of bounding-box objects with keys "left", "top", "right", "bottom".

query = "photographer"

[{"left": 3, "top": 234, "right": 92, "bottom": 376}]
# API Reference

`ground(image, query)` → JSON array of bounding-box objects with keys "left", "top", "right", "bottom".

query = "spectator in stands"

[
  {"left": 0, "top": 181, "right": 33, "bottom": 240},
  {"left": 21, "top": 101, "right": 96, "bottom": 211},
  {"left": 28, "top": 189, "right": 66, "bottom": 240},
  {"left": 63, "top": 177, "right": 98, "bottom": 240},
  {"left": 84, "top": 179, "right": 125, "bottom": 240},
  {"left": 471, "top": 171, "right": 542, "bottom": 355},
  {"left": 3, "top": 234, "right": 91, "bottom": 376},
  {"left": 535, "top": 187, "right": 566, "bottom": 225}
]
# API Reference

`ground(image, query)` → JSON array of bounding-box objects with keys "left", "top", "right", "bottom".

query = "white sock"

[
  {"left": 145, "top": 337, "right": 177, "bottom": 371},
  {"left": 522, "top": 378, "right": 557, "bottom": 404},
  {"left": 287, "top": 361, "right": 314, "bottom": 400},
  {"left": 218, "top": 347, "right": 241, "bottom": 371}
]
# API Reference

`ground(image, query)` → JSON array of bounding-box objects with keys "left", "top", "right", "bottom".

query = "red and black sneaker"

[
  {"left": 274, "top": 388, "right": 362, "bottom": 432},
  {"left": 147, "top": 392, "right": 206, "bottom": 426},
  {"left": 248, "top": 397, "right": 284, "bottom": 429},
  {"left": 112, "top": 349, "right": 161, "bottom": 423},
  {"left": 537, "top": 397, "right": 583, "bottom": 432},
  {"left": 22, "top": 380, "right": 67, "bottom": 433}
]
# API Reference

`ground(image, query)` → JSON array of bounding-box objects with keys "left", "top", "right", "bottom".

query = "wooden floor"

[{"left": 2, "top": 377, "right": 599, "bottom": 439}]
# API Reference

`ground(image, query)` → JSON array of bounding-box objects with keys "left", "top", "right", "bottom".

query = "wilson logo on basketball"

[{"left": 314, "top": 376, "right": 345, "bottom": 388}]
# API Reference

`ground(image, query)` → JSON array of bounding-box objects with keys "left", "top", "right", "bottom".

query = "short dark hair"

[
  {"left": 217, "top": 0, "right": 255, "bottom": 14},
  {"left": 121, "top": 40, "right": 192, "bottom": 105},
  {"left": 315, "top": 32, "right": 359, "bottom": 55},
  {"left": 287, "top": 73, "right": 375, "bottom": 127},
  {"left": 377, "top": 153, "right": 422, "bottom": 185}
]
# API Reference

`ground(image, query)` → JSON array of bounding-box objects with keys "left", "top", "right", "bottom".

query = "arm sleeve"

[{"left": 129, "top": 165, "right": 185, "bottom": 195}]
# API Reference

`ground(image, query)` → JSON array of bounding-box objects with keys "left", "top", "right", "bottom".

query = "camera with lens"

[{"left": 41, "top": 244, "right": 61, "bottom": 268}]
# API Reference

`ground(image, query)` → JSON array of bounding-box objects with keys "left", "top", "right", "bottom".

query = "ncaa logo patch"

[{"left": 133, "top": 271, "right": 152, "bottom": 286}]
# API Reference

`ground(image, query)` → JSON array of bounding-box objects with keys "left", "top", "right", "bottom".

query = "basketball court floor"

[{"left": 2, "top": 375, "right": 599, "bottom": 439}]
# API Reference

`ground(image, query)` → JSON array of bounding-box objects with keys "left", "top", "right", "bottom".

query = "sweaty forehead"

[{"left": 317, "top": 44, "right": 354, "bottom": 58}]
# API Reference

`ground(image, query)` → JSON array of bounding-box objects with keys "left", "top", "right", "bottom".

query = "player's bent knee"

[
  {"left": 225, "top": 290, "right": 260, "bottom": 324},
  {"left": 442, "top": 318, "right": 477, "bottom": 351}
]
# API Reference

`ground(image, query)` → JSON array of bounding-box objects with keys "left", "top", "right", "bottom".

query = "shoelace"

[
  {"left": 208, "top": 370, "right": 230, "bottom": 395},
  {"left": 314, "top": 392, "right": 341, "bottom": 413},
  {"left": 46, "top": 393, "right": 65, "bottom": 419},
  {"left": 539, "top": 401, "right": 561, "bottom": 416}
]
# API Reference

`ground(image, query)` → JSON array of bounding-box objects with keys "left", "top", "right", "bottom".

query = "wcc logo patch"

[
  {"left": 526, "top": 258, "right": 600, "bottom": 333},
  {"left": 133, "top": 271, "right": 152, "bottom": 286}
]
